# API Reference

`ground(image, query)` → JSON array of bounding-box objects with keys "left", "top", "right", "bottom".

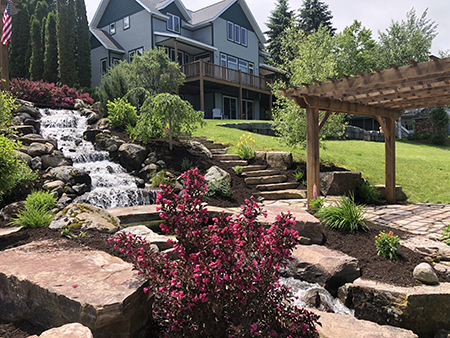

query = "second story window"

[
  {"left": 227, "top": 22, "right": 233, "bottom": 41},
  {"left": 234, "top": 24, "right": 240, "bottom": 44},
  {"left": 167, "top": 13, "right": 180, "bottom": 33},
  {"left": 109, "top": 22, "right": 116, "bottom": 35},
  {"left": 227, "top": 21, "right": 247, "bottom": 47},
  {"left": 241, "top": 27, "right": 247, "bottom": 46},
  {"left": 124, "top": 16, "right": 130, "bottom": 30}
]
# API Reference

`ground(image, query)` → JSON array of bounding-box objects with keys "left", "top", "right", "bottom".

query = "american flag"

[{"left": 1, "top": 0, "right": 11, "bottom": 46}]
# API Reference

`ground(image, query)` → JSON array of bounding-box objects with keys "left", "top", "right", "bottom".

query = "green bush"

[
  {"left": 356, "top": 181, "right": 380, "bottom": 204},
  {"left": 316, "top": 194, "right": 369, "bottom": 232},
  {"left": 106, "top": 97, "right": 137, "bottom": 131},
  {"left": 151, "top": 170, "right": 172, "bottom": 188},
  {"left": 205, "top": 179, "right": 233, "bottom": 198},
  {"left": 0, "top": 91, "right": 18, "bottom": 129},
  {"left": 181, "top": 158, "right": 193, "bottom": 172},
  {"left": 234, "top": 165, "right": 243, "bottom": 176},
  {"left": 375, "top": 231, "right": 400, "bottom": 260},
  {"left": 0, "top": 136, "right": 37, "bottom": 198},
  {"left": 293, "top": 168, "right": 304, "bottom": 181},
  {"left": 309, "top": 196, "right": 326, "bottom": 212},
  {"left": 10, "top": 190, "right": 56, "bottom": 228},
  {"left": 430, "top": 133, "right": 447, "bottom": 146},
  {"left": 98, "top": 61, "right": 131, "bottom": 112}
]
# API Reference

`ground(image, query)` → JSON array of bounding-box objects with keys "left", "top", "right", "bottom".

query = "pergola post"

[
  {"left": 385, "top": 117, "right": 396, "bottom": 203},
  {"left": 199, "top": 59, "right": 204, "bottom": 112},
  {"left": 306, "top": 107, "right": 320, "bottom": 209}
]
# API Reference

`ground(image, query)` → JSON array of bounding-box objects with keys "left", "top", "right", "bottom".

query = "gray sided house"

[{"left": 90, "top": 0, "right": 282, "bottom": 120}]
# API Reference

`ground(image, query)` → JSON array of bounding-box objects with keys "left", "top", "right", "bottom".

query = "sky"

[{"left": 86, "top": 0, "right": 449, "bottom": 55}]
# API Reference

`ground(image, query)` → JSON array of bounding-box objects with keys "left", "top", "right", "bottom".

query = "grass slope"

[{"left": 193, "top": 120, "right": 450, "bottom": 204}]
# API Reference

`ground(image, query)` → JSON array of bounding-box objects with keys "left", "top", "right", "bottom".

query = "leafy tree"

[
  {"left": 43, "top": 12, "right": 58, "bottom": 83},
  {"left": 9, "top": 2, "right": 31, "bottom": 79},
  {"left": 298, "top": 0, "right": 335, "bottom": 35},
  {"left": 334, "top": 20, "right": 378, "bottom": 76},
  {"left": 429, "top": 107, "right": 449, "bottom": 145},
  {"left": 265, "top": 0, "right": 294, "bottom": 67},
  {"left": 376, "top": 8, "right": 437, "bottom": 69},
  {"left": 272, "top": 25, "right": 345, "bottom": 149},
  {"left": 74, "top": 0, "right": 91, "bottom": 88},
  {"left": 56, "top": 0, "right": 77, "bottom": 87},
  {"left": 29, "top": 15, "right": 44, "bottom": 80},
  {"left": 132, "top": 93, "right": 204, "bottom": 150}
]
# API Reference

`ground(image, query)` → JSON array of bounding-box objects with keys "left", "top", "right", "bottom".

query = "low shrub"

[
  {"left": 0, "top": 90, "right": 18, "bottom": 129},
  {"left": 316, "top": 194, "right": 368, "bottom": 232},
  {"left": 205, "top": 179, "right": 233, "bottom": 198},
  {"left": 430, "top": 133, "right": 447, "bottom": 146},
  {"left": 151, "top": 170, "right": 172, "bottom": 188},
  {"left": 236, "top": 132, "right": 255, "bottom": 160},
  {"left": 356, "top": 181, "right": 380, "bottom": 204},
  {"left": 293, "top": 168, "right": 304, "bottom": 181},
  {"left": 180, "top": 157, "right": 193, "bottom": 172},
  {"left": 375, "top": 231, "right": 400, "bottom": 260},
  {"left": 10, "top": 190, "right": 56, "bottom": 228},
  {"left": 10, "top": 78, "right": 94, "bottom": 107},
  {"left": 234, "top": 165, "right": 243, "bottom": 176},
  {"left": 106, "top": 97, "right": 137, "bottom": 131},
  {"left": 109, "top": 168, "right": 320, "bottom": 337}
]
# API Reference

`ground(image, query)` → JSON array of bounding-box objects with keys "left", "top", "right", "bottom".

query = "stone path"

[{"left": 261, "top": 199, "right": 450, "bottom": 238}]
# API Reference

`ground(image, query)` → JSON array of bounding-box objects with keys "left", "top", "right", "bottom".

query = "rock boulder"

[
  {"left": 118, "top": 143, "right": 148, "bottom": 172},
  {"left": 28, "top": 323, "right": 93, "bottom": 338},
  {"left": 320, "top": 171, "right": 361, "bottom": 196}
]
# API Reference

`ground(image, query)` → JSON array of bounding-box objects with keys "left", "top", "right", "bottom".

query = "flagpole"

[{"left": 0, "top": 0, "right": 7, "bottom": 90}]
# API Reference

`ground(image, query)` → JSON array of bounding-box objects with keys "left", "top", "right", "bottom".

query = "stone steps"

[
  {"left": 255, "top": 181, "right": 300, "bottom": 191},
  {"left": 221, "top": 159, "right": 248, "bottom": 166},
  {"left": 257, "top": 189, "right": 307, "bottom": 200},
  {"left": 213, "top": 154, "right": 241, "bottom": 161},
  {"left": 242, "top": 169, "right": 280, "bottom": 177},
  {"left": 210, "top": 148, "right": 228, "bottom": 154},
  {"left": 244, "top": 174, "right": 287, "bottom": 185},
  {"left": 240, "top": 164, "right": 267, "bottom": 172}
]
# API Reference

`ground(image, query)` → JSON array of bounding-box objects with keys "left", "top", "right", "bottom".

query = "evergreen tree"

[
  {"left": 29, "top": 15, "right": 44, "bottom": 80},
  {"left": 298, "top": 0, "right": 335, "bottom": 35},
  {"left": 34, "top": 0, "right": 49, "bottom": 22},
  {"left": 56, "top": 0, "right": 77, "bottom": 87},
  {"left": 75, "top": 0, "right": 91, "bottom": 88},
  {"left": 9, "top": 2, "right": 31, "bottom": 79},
  {"left": 265, "top": 0, "right": 294, "bottom": 67},
  {"left": 43, "top": 12, "right": 58, "bottom": 83}
]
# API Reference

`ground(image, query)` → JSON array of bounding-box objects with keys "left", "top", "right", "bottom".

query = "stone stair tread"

[
  {"left": 213, "top": 154, "right": 241, "bottom": 160},
  {"left": 257, "top": 189, "right": 307, "bottom": 200},
  {"left": 245, "top": 174, "right": 287, "bottom": 185},
  {"left": 256, "top": 182, "right": 300, "bottom": 191},
  {"left": 210, "top": 148, "right": 228, "bottom": 154},
  {"left": 240, "top": 165, "right": 267, "bottom": 172},
  {"left": 203, "top": 142, "right": 230, "bottom": 150},
  {"left": 242, "top": 169, "right": 280, "bottom": 177},
  {"left": 221, "top": 160, "right": 248, "bottom": 166}
]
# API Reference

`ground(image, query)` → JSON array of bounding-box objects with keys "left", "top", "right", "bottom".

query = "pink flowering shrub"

[
  {"left": 10, "top": 78, "right": 94, "bottom": 107},
  {"left": 109, "top": 167, "right": 319, "bottom": 337}
]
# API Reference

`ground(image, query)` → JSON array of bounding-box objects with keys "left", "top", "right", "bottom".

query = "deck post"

[
  {"left": 385, "top": 117, "right": 396, "bottom": 203},
  {"left": 239, "top": 70, "right": 243, "bottom": 119},
  {"left": 306, "top": 107, "right": 320, "bottom": 209},
  {"left": 199, "top": 59, "right": 204, "bottom": 112}
]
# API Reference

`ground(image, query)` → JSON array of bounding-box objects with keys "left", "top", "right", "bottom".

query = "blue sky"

[{"left": 86, "top": 0, "right": 449, "bottom": 55}]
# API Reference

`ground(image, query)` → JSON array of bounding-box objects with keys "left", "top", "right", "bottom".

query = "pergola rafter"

[{"left": 281, "top": 56, "right": 450, "bottom": 208}]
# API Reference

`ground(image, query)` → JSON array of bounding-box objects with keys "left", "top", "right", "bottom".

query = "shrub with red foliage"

[
  {"left": 109, "top": 168, "right": 320, "bottom": 338},
  {"left": 10, "top": 78, "right": 94, "bottom": 107}
]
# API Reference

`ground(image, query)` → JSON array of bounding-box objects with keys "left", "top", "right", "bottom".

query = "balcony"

[{"left": 181, "top": 60, "right": 273, "bottom": 94}]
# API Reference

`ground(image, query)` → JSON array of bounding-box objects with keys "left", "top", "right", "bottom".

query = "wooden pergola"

[{"left": 281, "top": 56, "right": 450, "bottom": 207}]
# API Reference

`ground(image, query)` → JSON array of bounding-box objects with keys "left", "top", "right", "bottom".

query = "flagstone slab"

[{"left": 0, "top": 240, "right": 152, "bottom": 338}]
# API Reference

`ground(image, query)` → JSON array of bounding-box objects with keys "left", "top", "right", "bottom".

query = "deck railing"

[{"left": 181, "top": 60, "right": 272, "bottom": 92}]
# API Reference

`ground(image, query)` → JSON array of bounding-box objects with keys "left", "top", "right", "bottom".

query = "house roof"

[
  {"left": 90, "top": 28, "right": 125, "bottom": 53},
  {"left": 91, "top": 0, "right": 266, "bottom": 44}
]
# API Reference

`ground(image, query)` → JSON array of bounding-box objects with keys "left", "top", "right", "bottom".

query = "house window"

[
  {"left": 101, "top": 58, "right": 107, "bottom": 74},
  {"left": 234, "top": 24, "right": 240, "bottom": 44},
  {"left": 177, "top": 51, "right": 184, "bottom": 65},
  {"left": 239, "top": 60, "right": 247, "bottom": 72},
  {"left": 129, "top": 47, "right": 144, "bottom": 61},
  {"left": 220, "top": 53, "right": 227, "bottom": 67},
  {"left": 241, "top": 27, "right": 247, "bottom": 46},
  {"left": 167, "top": 13, "right": 180, "bottom": 33},
  {"left": 227, "top": 56, "right": 237, "bottom": 70},
  {"left": 227, "top": 21, "right": 234, "bottom": 41},
  {"left": 112, "top": 57, "right": 121, "bottom": 65},
  {"left": 124, "top": 16, "right": 130, "bottom": 30},
  {"left": 109, "top": 22, "right": 116, "bottom": 35},
  {"left": 249, "top": 62, "right": 254, "bottom": 74}
]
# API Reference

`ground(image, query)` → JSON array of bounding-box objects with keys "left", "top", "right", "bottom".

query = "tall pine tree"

[
  {"left": 9, "top": 2, "right": 31, "bottom": 79},
  {"left": 75, "top": 0, "right": 91, "bottom": 88},
  {"left": 56, "top": 0, "right": 77, "bottom": 87},
  {"left": 298, "top": 0, "right": 335, "bottom": 35},
  {"left": 29, "top": 15, "right": 44, "bottom": 80},
  {"left": 265, "top": 0, "right": 293, "bottom": 67},
  {"left": 43, "top": 12, "right": 58, "bottom": 83}
]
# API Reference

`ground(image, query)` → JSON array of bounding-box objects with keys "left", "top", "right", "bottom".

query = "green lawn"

[{"left": 193, "top": 120, "right": 450, "bottom": 204}]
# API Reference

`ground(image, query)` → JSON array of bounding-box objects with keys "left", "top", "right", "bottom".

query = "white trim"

[
  {"left": 135, "top": 0, "right": 169, "bottom": 20},
  {"left": 259, "top": 63, "right": 285, "bottom": 74},
  {"left": 157, "top": 0, "right": 192, "bottom": 21},
  {"left": 154, "top": 31, "right": 218, "bottom": 52}
]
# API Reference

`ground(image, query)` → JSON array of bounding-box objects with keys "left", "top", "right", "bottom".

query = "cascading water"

[
  {"left": 280, "top": 277, "right": 354, "bottom": 316},
  {"left": 40, "top": 108, "right": 157, "bottom": 209}
]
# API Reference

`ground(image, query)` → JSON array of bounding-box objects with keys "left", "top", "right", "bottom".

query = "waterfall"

[
  {"left": 280, "top": 277, "right": 354, "bottom": 316},
  {"left": 40, "top": 108, "right": 157, "bottom": 209}
]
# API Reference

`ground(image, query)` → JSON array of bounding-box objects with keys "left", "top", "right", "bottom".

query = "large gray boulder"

[
  {"left": 255, "top": 151, "right": 293, "bottom": 170},
  {"left": 14, "top": 150, "right": 32, "bottom": 166},
  {"left": 352, "top": 278, "right": 450, "bottom": 338},
  {"left": 320, "top": 171, "right": 361, "bottom": 196},
  {"left": 48, "top": 166, "right": 91, "bottom": 186},
  {"left": 118, "top": 143, "right": 148, "bottom": 172},
  {"left": 120, "top": 225, "right": 176, "bottom": 251},
  {"left": 204, "top": 165, "right": 230, "bottom": 183},
  {"left": 49, "top": 203, "right": 120, "bottom": 233},
  {"left": 413, "top": 262, "right": 439, "bottom": 285},
  {"left": 15, "top": 105, "right": 41, "bottom": 119},
  {"left": 19, "top": 134, "right": 58, "bottom": 148},
  {"left": 28, "top": 323, "right": 93, "bottom": 338},
  {"left": 188, "top": 141, "right": 213, "bottom": 158},
  {"left": 28, "top": 142, "right": 54, "bottom": 157},
  {"left": 41, "top": 154, "right": 73, "bottom": 169},
  {"left": 286, "top": 244, "right": 360, "bottom": 296},
  {"left": 0, "top": 240, "right": 152, "bottom": 338},
  {"left": 374, "top": 185, "right": 408, "bottom": 201}
]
